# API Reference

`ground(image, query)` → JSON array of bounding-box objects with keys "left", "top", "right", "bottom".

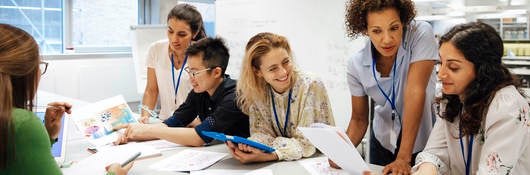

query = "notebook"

[{"left": 34, "top": 111, "right": 68, "bottom": 164}]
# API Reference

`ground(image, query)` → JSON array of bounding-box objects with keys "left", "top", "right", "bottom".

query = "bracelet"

[{"left": 138, "top": 104, "right": 159, "bottom": 119}]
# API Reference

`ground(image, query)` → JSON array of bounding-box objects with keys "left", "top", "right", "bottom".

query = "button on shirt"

[
  {"left": 346, "top": 21, "right": 438, "bottom": 153},
  {"left": 163, "top": 75, "right": 250, "bottom": 143}
]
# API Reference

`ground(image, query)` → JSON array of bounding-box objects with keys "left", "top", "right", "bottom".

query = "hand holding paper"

[{"left": 298, "top": 124, "right": 369, "bottom": 175}]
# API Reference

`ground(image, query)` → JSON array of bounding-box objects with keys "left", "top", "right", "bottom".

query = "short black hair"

[{"left": 186, "top": 37, "right": 230, "bottom": 75}]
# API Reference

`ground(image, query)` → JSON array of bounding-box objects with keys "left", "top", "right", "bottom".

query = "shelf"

[
  {"left": 503, "top": 60, "right": 530, "bottom": 66},
  {"left": 503, "top": 40, "right": 530, "bottom": 43},
  {"left": 510, "top": 68, "right": 530, "bottom": 75},
  {"left": 503, "top": 56, "right": 530, "bottom": 60}
]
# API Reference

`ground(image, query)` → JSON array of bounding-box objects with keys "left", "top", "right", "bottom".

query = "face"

[
  {"left": 167, "top": 18, "right": 195, "bottom": 53},
  {"left": 186, "top": 55, "right": 221, "bottom": 95},
  {"left": 256, "top": 48, "right": 293, "bottom": 93},
  {"left": 437, "top": 42, "right": 476, "bottom": 98},
  {"left": 366, "top": 8, "right": 403, "bottom": 58}
]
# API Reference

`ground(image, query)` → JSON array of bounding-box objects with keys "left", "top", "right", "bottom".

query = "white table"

[{"left": 40, "top": 91, "right": 383, "bottom": 174}]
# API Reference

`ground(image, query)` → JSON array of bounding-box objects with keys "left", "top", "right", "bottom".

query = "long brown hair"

[
  {"left": 236, "top": 32, "right": 298, "bottom": 114},
  {"left": 437, "top": 22, "right": 522, "bottom": 136},
  {"left": 0, "top": 24, "right": 40, "bottom": 168}
]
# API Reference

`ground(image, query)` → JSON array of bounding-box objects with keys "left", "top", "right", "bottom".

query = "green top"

[{"left": 0, "top": 108, "right": 61, "bottom": 175}]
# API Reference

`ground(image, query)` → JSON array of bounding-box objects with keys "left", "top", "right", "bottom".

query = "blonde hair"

[
  {"left": 236, "top": 32, "right": 298, "bottom": 114},
  {"left": 0, "top": 24, "right": 40, "bottom": 168}
]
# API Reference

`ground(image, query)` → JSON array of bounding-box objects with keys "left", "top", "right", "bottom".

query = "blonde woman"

[{"left": 226, "top": 32, "right": 335, "bottom": 163}]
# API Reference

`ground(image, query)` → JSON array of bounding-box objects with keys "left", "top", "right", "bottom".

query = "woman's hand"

[
  {"left": 105, "top": 162, "right": 133, "bottom": 175},
  {"left": 382, "top": 158, "right": 411, "bottom": 175},
  {"left": 44, "top": 102, "right": 72, "bottom": 140},
  {"left": 411, "top": 163, "right": 437, "bottom": 175},
  {"left": 225, "top": 141, "right": 278, "bottom": 163}
]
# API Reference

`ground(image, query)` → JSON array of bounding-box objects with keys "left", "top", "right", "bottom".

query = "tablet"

[
  {"left": 201, "top": 131, "right": 275, "bottom": 153},
  {"left": 34, "top": 111, "right": 68, "bottom": 164}
]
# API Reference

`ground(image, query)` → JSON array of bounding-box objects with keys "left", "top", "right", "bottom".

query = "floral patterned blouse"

[
  {"left": 414, "top": 85, "right": 530, "bottom": 175},
  {"left": 247, "top": 71, "right": 335, "bottom": 161}
]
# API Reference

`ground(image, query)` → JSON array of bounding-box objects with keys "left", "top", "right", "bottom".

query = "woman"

[
  {"left": 413, "top": 22, "right": 530, "bottom": 175},
  {"left": 0, "top": 24, "right": 130, "bottom": 174},
  {"left": 226, "top": 32, "right": 335, "bottom": 163},
  {"left": 343, "top": 0, "right": 438, "bottom": 174},
  {"left": 140, "top": 3, "right": 206, "bottom": 123}
]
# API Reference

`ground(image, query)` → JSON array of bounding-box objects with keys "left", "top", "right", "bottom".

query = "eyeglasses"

[
  {"left": 39, "top": 61, "right": 49, "bottom": 76},
  {"left": 184, "top": 66, "right": 211, "bottom": 78}
]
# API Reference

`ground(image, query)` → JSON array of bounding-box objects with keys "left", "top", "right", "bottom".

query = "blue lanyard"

[
  {"left": 271, "top": 88, "right": 292, "bottom": 137},
  {"left": 171, "top": 53, "right": 188, "bottom": 104},
  {"left": 371, "top": 57, "right": 400, "bottom": 121},
  {"left": 459, "top": 124, "right": 474, "bottom": 175}
]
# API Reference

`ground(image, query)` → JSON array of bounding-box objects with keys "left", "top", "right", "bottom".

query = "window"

[
  {"left": 0, "top": 0, "right": 138, "bottom": 54},
  {"left": 0, "top": 0, "right": 63, "bottom": 54},
  {"left": 71, "top": 0, "right": 137, "bottom": 53}
]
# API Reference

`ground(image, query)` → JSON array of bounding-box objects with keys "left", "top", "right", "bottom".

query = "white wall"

[
  {"left": 216, "top": 0, "right": 366, "bottom": 129},
  {"left": 38, "top": 54, "right": 140, "bottom": 103}
]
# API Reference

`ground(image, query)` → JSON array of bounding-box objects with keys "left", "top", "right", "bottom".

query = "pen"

[{"left": 121, "top": 152, "right": 141, "bottom": 167}]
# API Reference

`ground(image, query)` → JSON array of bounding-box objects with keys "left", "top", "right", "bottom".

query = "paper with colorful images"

[
  {"left": 298, "top": 157, "right": 349, "bottom": 175},
  {"left": 150, "top": 149, "right": 227, "bottom": 172},
  {"left": 298, "top": 124, "right": 369, "bottom": 175},
  {"left": 190, "top": 169, "right": 273, "bottom": 175},
  {"left": 72, "top": 95, "right": 138, "bottom": 147}
]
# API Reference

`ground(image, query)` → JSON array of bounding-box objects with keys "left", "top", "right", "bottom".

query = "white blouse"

[
  {"left": 145, "top": 39, "right": 193, "bottom": 120},
  {"left": 414, "top": 85, "right": 530, "bottom": 175}
]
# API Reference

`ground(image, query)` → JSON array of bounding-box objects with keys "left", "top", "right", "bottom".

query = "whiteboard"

[
  {"left": 130, "top": 25, "right": 167, "bottom": 95},
  {"left": 216, "top": 0, "right": 366, "bottom": 128}
]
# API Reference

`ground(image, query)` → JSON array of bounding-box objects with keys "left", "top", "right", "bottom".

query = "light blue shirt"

[{"left": 346, "top": 21, "right": 438, "bottom": 153}]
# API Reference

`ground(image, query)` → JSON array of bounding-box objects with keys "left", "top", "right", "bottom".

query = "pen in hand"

[{"left": 121, "top": 152, "right": 141, "bottom": 167}]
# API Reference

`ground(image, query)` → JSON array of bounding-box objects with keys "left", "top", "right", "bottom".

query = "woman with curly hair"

[
  {"left": 341, "top": 0, "right": 438, "bottom": 174},
  {"left": 413, "top": 22, "right": 530, "bottom": 175}
]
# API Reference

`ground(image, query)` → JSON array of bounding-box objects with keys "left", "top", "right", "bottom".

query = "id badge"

[
  {"left": 390, "top": 123, "right": 398, "bottom": 149},
  {"left": 390, "top": 110, "right": 398, "bottom": 149}
]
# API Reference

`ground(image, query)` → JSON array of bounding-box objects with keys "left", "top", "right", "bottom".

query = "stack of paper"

[
  {"left": 298, "top": 124, "right": 369, "bottom": 175},
  {"left": 150, "top": 149, "right": 227, "bottom": 172}
]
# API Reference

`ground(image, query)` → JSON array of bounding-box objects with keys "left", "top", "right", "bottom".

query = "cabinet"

[{"left": 478, "top": 16, "right": 529, "bottom": 40}]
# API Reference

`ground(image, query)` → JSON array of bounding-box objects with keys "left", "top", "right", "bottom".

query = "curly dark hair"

[
  {"left": 345, "top": 0, "right": 416, "bottom": 39},
  {"left": 437, "top": 22, "right": 523, "bottom": 136}
]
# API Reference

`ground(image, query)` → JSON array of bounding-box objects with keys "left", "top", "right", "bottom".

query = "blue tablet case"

[{"left": 202, "top": 131, "right": 275, "bottom": 153}]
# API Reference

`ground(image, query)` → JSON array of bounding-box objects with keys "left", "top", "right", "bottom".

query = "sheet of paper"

[
  {"left": 136, "top": 139, "right": 183, "bottom": 151},
  {"left": 150, "top": 149, "right": 227, "bottom": 172},
  {"left": 97, "top": 142, "right": 162, "bottom": 159},
  {"left": 63, "top": 142, "right": 161, "bottom": 174},
  {"left": 298, "top": 126, "right": 369, "bottom": 175},
  {"left": 190, "top": 169, "right": 273, "bottom": 175},
  {"left": 71, "top": 95, "right": 138, "bottom": 147},
  {"left": 298, "top": 157, "right": 349, "bottom": 175}
]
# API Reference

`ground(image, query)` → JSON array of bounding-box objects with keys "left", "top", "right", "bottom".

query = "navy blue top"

[{"left": 163, "top": 75, "right": 250, "bottom": 143}]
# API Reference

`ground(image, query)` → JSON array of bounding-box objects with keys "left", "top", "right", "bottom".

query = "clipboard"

[{"left": 201, "top": 131, "right": 275, "bottom": 153}]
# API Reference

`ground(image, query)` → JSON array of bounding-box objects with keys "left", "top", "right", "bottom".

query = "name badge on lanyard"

[
  {"left": 171, "top": 53, "right": 188, "bottom": 104},
  {"left": 371, "top": 57, "right": 401, "bottom": 148}
]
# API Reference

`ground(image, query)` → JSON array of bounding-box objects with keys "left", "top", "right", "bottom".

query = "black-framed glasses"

[
  {"left": 39, "top": 61, "right": 49, "bottom": 76},
  {"left": 184, "top": 66, "right": 211, "bottom": 78}
]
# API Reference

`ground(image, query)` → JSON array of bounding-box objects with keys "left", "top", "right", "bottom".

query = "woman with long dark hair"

[{"left": 413, "top": 22, "right": 530, "bottom": 175}]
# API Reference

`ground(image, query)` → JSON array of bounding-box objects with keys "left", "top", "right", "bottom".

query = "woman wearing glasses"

[
  {"left": 412, "top": 22, "right": 530, "bottom": 175},
  {"left": 226, "top": 32, "right": 335, "bottom": 163},
  {"left": 140, "top": 4, "right": 206, "bottom": 123},
  {"left": 0, "top": 24, "right": 131, "bottom": 174}
]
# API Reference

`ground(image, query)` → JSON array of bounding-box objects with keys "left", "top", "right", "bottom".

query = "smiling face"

[
  {"left": 187, "top": 54, "right": 222, "bottom": 95},
  {"left": 167, "top": 18, "right": 195, "bottom": 54},
  {"left": 255, "top": 48, "right": 293, "bottom": 94},
  {"left": 437, "top": 42, "right": 476, "bottom": 98},
  {"left": 366, "top": 8, "right": 403, "bottom": 58}
]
